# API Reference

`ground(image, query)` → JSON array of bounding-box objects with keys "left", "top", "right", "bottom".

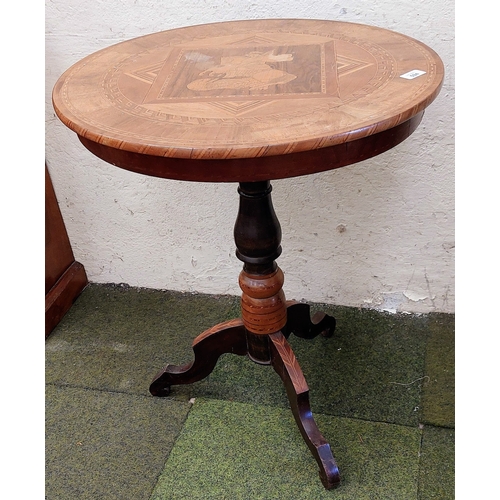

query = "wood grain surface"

[{"left": 52, "top": 19, "right": 444, "bottom": 181}]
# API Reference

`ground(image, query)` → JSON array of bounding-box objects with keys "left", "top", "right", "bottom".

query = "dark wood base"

[
  {"left": 150, "top": 301, "right": 340, "bottom": 489},
  {"left": 45, "top": 260, "right": 88, "bottom": 339}
]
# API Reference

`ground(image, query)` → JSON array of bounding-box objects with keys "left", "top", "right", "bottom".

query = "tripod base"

[{"left": 150, "top": 302, "right": 340, "bottom": 489}]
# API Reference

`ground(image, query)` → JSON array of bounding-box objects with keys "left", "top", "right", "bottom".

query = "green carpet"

[
  {"left": 150, "top": 398, "right": 422, "bottom": 500},
  {"left": 188, "top": 309, "right": 428, "bottom": 425},
  {"left": 45, "top": 385, "right": 191, "bottom": 500},
  {"left": 420, "top": 313, "right": 455, "bottom": 427},
  {"left": 45, "top": 284, "right": 241, "bottom": 399},
  {"left": 46, "top": 283, "right": 455, "bottom": 499},
  {"left": 417, "top": 426, "right": 455, "bottom": 499}
]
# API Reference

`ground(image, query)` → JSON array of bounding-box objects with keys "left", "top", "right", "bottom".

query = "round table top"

[{"left": 52, "top": 19, "right": 444, "bottom": 182}]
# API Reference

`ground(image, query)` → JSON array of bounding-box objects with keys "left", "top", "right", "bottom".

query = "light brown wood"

[
  {"left": 52, "top": 19, "right": 443, "bottom": 181},
  {"left": 239, "top": 267, "right": 287, "bottom": 334}
]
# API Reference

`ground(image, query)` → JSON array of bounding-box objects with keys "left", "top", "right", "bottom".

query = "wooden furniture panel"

[{"left": 45, "top": 165, "right": 88, "bottom": 338}]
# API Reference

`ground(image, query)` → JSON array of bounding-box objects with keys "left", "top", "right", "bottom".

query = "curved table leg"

[
  {"left": 150, "top": 319, "right": 247, "bottom": 396},
  {"left": 269, "top": 331, "right": 340, "bottom": 489},
  {"left": 284, "top": 300, "right": 336, "bottom": 339}
]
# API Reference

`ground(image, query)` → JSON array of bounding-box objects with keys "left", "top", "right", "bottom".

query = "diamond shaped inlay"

[{"left": 103, "top": 28, "right": 395, "bottom": 124}]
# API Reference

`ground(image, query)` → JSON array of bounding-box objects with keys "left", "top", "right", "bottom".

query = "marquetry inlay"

[{"left": 53, "top": 19, "right": 443, "bottom": 161}]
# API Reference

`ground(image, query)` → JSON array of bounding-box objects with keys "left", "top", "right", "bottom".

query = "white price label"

[{"left": 400, "top": 69, "right": 426, "bottom": 80}]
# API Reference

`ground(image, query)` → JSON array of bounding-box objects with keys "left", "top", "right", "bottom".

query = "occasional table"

[{"left": 52, "top": 19, "right": 444, "bottom": 489}]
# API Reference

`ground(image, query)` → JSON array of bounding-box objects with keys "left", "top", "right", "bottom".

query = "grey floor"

[{"left": 46, "top": 283, "right": 454, "bottom": 499}]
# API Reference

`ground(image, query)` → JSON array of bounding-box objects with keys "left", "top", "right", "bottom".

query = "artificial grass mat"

[
  {"left": 150, "top": 397, "right": 421, "bottom": 500},
  {"left": 46, "top": 284, "right": 454, "bottom": 499},
  {"left": 45, "top": 284, "right": 241, "bottom": 398},
  {"left": 45, "top": 385, "right": 191, "bottom": 500},
  {"left": 46, "top": 284, "right": 431, "bottom": 427},
  {"left": 420, "top": 313, "right": 455, "bottom": 427},
  {"left": 417, "top": 425, "right": 455, "bottom": 500},
  {"left": 203, "top": 304, "right": 430, "bottom": 427}
]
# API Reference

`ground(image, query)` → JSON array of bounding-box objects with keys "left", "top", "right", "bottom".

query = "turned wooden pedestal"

[
  {"left": 150, "top": 180, "right": 340, "bottom": 488},
  {"left": 52, "top": 19, "right": 443, "bottom": 489}
]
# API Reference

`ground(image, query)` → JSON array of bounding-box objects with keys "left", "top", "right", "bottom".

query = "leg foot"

[
  {"left": 150, "top": 319, "right": 247, "bottom": 396},
  {"left": 284, "top": 300, "right": 336, "bottom": 339},
  {"left": 269, "top": 331, "right": 340, "bottom": 489}
]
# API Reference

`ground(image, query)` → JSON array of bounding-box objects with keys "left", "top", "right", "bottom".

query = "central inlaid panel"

[{"left": 105, "top": 32, "right": 387, "bottom": 120}]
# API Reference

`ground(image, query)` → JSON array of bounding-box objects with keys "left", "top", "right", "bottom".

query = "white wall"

[{"left": 45, "top": 0, "right": 455, "bottom": 314}]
